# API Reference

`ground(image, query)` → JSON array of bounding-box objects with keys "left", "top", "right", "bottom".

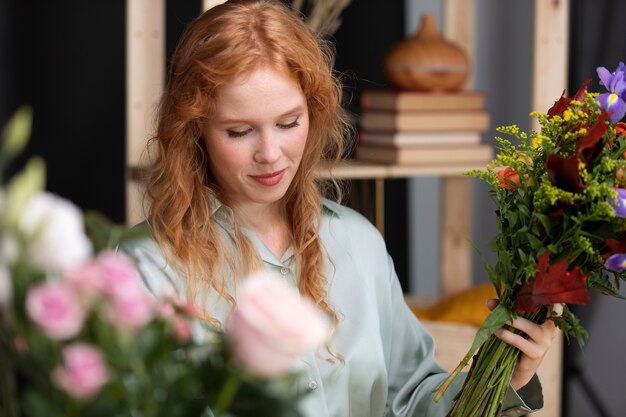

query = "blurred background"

[{"left": 1, "top": 1, "right": 625, "bottom": 416}]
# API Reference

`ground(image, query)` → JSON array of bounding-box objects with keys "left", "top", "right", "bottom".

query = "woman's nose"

[{"left": 253, "top": 133, "right": 281, "bottom": 163}]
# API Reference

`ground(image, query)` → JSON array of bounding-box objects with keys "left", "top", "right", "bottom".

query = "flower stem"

[
  {"left": 212, "top": 373, "right": 242, "bottom": 417},
  {"left": 446, "top": 310, "right": 543, "bottom": 417}
]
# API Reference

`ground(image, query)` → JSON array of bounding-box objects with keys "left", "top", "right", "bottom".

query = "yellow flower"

[
  {"left": 563, "top": 109, "right": 574, "bottom": 121},
  {"left": 532, "top": 135, "right": 549, "bottom": 148}
]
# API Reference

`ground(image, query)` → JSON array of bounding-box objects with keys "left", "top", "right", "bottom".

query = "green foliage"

[
  {"left": 438, "top": 71, "right": 626, "bottom": 417},
  {"left": 84, "top": 211, "right": 151, "bottom": 252},
  {"left": 466, "top": 90, "right": 626, "bottom": 344}
]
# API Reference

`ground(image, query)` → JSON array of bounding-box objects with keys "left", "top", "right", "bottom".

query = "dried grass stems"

[{"left": 291, "top": 0, "right": 352, "bottom": 37}]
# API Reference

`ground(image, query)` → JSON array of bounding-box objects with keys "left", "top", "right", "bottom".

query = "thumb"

[{"left": 485, "top": 298, "right": 499, "bottom": 311}]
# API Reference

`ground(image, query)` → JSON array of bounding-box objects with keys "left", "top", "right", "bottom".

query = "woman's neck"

[{"left": 233, "top": 203, "right": 292, "bottom": 259}]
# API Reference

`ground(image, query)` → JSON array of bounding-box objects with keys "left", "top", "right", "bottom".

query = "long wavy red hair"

[{"left": 146, "top": 0, "right": 352, "bottom": 350}]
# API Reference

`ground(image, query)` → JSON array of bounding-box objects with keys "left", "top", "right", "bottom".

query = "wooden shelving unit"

[{"left": 124, "top": 2, "right": 568, "bottom": 415}]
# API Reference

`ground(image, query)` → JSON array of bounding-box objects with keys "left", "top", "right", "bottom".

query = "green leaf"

[
  {"left": 433, "top": 303, "right": 512, "bottom": 402},
  {"left": 526, "top": 233, "right": 544, "bottom": 250},
  {"left": 0, "top": 106, "right": 32, "bottom": 165},
  {"left": 533, "top": 212, "right": 553, "bottom": 236},
  {"left": 3, "top": 157, "right": 46, "bottom": 227},
  {"left": 84, "top": 211, "right": 150, "bottom": 252},
  {"left": 468, "top": 303, "right": 511, "bottom": 354},
  {"left": 587, "top": 273, "right": 626, "bottom": 299},
  {"left": 552, "top": 306, "right": 588, "bottom": 350},
  {"left": 505, "top": 210, "right": 518, "bottom": 229},
  {"left": 469, "top": 239, "right": 497, "bottom": 289}
]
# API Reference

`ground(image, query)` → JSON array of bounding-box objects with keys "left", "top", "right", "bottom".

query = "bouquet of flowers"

[
  {"left": 0, "top": 108, "right": 328, "bottom": 417},
  {"left": 434, "top": 63, "right": 626, "bottom": 417}
]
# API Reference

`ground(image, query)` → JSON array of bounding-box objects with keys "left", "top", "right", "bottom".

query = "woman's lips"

[{"left": 249, "top": 169, "right": 286, "bottom": 186}]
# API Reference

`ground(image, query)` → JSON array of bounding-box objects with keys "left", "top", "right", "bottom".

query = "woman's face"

[{"left": 201, "top": 65, "right": 309, "bottom": 212}]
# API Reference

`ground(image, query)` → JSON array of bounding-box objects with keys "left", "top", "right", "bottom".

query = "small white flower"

[
  {"left": 0, "top": 232, "right": 19, "bottom": 265},
  {"left": 20, "top": 192, "right": 92, "bottom": 271},
  {"left": 0, "top": 265, "right": 11, "bottom": 307}
]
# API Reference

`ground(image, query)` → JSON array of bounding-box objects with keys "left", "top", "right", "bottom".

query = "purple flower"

[
  {"left": 605, "top": 253, "right": 626, "bottom": 272},
  {"left": 608, "top": 188, "right": 626, "bottom": 217},
  {"left": 597, "top": 63, "right": 626, "bottom": 123}
]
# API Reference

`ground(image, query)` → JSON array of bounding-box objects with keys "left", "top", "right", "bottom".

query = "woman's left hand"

[{"left": 488, "top": 300, "right": 563, "bottom": 390}]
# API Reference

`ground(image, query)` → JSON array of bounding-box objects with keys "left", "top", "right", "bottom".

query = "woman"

[{"left": 121, "top": 1, "right": 559, "bottom": 416}]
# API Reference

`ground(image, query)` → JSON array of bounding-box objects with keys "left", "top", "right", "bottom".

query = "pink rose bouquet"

[{"left": 0, "top": 108, "right": 327, "bottom": 417}]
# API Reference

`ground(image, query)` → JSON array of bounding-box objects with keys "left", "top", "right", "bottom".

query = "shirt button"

[
  {"left": 280, "top": 267, "right": 290, "bottom": 275},
  {"left": 308, "top": 380, "right": 318, "bottom": 390}
]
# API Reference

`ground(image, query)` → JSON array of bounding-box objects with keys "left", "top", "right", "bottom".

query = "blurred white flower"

[
  {"left": 0, "top": 265, "right": 11, "bottom": 307},
  {"left": 20, "top": 192, "right": 92, "bottom": 271},
  {"left": 0, "top": 233, "right": 18, "bottom": 265}
]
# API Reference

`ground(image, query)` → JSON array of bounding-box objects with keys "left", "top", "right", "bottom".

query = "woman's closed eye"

[
  {"left": 226, "top": 117, "right": 300, "bottom": 137},
  {"left": 277, "top": 118, "right": 300, "bottom": 130},
  {"left": 227, "top": 127, "right": 253, "bottom": 138}
]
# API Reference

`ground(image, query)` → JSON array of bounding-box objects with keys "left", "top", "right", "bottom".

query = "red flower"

[
  {"left": 546, "top": 154, "right": 586, "bottom": 193},
  {"left": 547, "top": 79, "right": 590, "bottom": 117},
  {"left": 514, "top": 251, "right": 590, "bottom": 313},
  {"left": 576, "top": 112, "right": 610, "bottom": 166},
  {"left": 615, "top": 122, "right": 626, "bottom": 137},
  {"left": 497, "top": 167, "right": 520, "bottom": 189},
  {"left": 601, "top": 235, "right": 626, "bottom": 260}
]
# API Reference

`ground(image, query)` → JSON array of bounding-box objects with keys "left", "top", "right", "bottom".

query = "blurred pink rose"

[
  {"left": 156, "top": 302, "right": 176, "bottom": 319},
  {"left": 171, "top": 315, "right": 193, "bottom": 341},
  {"left": 63, "top": 260, "right": 107, "bottom": 301},
  {"left": 227, "top": 271, "right": 329, "bottom": 377},
  {"left": 52, "top": 343, "right": 110, "bottom": 399},
  {"left": 107, "top": 291, "right": 155, "bottom": 331},
  {"left": 96, "top": 251, "right": 143, "bottom": 300},
  {"left": 26, "top": 281, "right": 85, "bottom": 340}
]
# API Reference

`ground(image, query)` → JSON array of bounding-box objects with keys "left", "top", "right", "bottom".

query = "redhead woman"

[{"left": 120, "top": 1, "right": 560, "bottom": 416}]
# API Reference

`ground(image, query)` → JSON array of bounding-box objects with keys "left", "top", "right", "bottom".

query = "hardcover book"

[
  {"left": 360, "top": 110, "right": 490, "bottom": 132},
  {"left": 358, "top": 131, "right": 482, "bottom": 147},
  {"left": 361, "top": 90, "right": 486, "bottom": 111},
  {"left": 355, "top": 143, "right": 493, "bottom": 165}
]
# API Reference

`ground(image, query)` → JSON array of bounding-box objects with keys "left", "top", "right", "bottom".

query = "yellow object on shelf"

[{"left": 410, "top": 283, "right": 497, "bottom": 327}]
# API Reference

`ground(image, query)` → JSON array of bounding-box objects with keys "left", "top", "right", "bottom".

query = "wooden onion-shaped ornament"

[{"left": 384, "top": 13, "right": 469, "bottom": 91}]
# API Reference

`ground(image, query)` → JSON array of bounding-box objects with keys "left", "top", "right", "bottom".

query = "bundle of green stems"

[{"left": 442, "top": 310, "right": 543, "bottom": 417}]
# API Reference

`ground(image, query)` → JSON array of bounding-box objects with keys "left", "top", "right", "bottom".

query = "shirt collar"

[
  {"left": 208, "top": 192, "right": 341, "bottom": 224},
  {"left": 207, "top": 192, "right": 340, "bottom": 266}
]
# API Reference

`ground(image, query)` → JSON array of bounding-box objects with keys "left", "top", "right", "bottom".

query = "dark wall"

[
  {"left": 1, "top": 0, "right": 127, "bottom": 223},
  {"left": 0, "top": 0, "right": 15, "bottom": 124},
  {"left": 564, "top": 2, "right": 626, "bottom": 416},
  {"left": 0, "top": 1, "right": 206, "bottom": 224},
  {"left": 332, "top": 1, "right": 409, "bottom": 287}
]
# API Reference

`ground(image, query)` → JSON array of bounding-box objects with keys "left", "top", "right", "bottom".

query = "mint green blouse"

[{"left": 119, "top": 198, "right": 542, "bottom": 417}]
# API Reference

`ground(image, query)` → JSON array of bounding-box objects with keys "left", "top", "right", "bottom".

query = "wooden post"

[
  {"left": 203, "top": 0, "right": 227, "bottom": 11},
  {"left": 443, "top": 0, "right": 476, "bottom": 89},
  {"left": 439, "top": 177, "right": 473, "bottom": 296},
  {"left": 439, "top": 0, "right": 476, "bottom": 296},
  {"left": 532, "top": 0, "right": 569, "bottom": 130},
  {"left": 125, "top": 0, "right": 165, "bottom": 225}
]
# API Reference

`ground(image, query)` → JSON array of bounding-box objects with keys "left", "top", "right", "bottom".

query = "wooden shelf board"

[{"left": 316, "top": 158, "right": 490, "bottom": 180}]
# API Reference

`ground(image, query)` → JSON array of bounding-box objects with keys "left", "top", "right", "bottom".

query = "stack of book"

[{"left": 355, "top": 90, "right": 492, "bottom": 165}]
